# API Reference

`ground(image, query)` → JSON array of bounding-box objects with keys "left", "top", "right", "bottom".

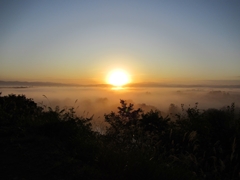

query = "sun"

[{"left": 107, "top": 69, "right": 130, "bottom": 87}]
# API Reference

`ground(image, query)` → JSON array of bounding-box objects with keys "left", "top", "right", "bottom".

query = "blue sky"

[{"left": 1, "top": 0, "right": 240, "bottom": 85}]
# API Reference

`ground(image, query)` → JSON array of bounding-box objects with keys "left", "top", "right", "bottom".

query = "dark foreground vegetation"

[{"left": 0, "top": 93, "right": 239, "bottom": 180}]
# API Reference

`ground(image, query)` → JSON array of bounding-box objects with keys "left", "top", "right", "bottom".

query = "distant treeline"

[{"left": 0, "top": 93, "right": 239, "bottom": 179}]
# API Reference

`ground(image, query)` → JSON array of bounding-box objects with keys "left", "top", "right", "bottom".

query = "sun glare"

[{"left": 107, "top": 69, "right": 130, "bottom": 87}]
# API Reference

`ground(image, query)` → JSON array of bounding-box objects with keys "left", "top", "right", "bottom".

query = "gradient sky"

[{"left": 1, "top": 0, "right": 240, "bottom": 85}]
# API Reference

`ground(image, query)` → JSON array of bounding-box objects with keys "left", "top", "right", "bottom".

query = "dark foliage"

[
  {"left": 0, "top": 93, "right": 239, "bottom": 179},
  {"left": 0, "top": 93, "right": 99, "bottom": 180},
  {"left": 104, "top": 100, "right": 240, "bottom": 179}
]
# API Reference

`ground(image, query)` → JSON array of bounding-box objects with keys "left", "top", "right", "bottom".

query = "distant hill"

[
  {"left": 0, "top": 80, "right": 112, "bottom": 88},
  {"left": 0, "top": 80, "right": 239, "bottom": 88},
  {"left": 0, "top": 80, "right": 76, "bottom": 87}
]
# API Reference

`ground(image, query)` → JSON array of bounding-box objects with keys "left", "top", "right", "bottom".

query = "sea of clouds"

[{"left": 1, "top": 86, "right": 240, "bottom": 132}]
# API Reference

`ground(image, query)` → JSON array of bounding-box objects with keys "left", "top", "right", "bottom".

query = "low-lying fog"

[{"left": 1, "top": 86, "right": 240, "bottom": 132}]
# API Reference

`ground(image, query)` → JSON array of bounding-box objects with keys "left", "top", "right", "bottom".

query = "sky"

[{"left": 1, "top": 0, "right": 240, "bottom": 85}]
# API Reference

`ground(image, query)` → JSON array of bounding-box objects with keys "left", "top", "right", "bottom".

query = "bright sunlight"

[{"left": 107, "top": 69, "right": 130, "bottom": 87}]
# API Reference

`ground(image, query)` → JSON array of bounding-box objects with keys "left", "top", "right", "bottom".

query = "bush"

[{"left": 0, "top": 93, "right": 239, "bottom": 179}]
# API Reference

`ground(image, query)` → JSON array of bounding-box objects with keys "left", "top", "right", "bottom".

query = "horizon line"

[{"left": 0, "top": 80, "right": 240, "bottom": 89}]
